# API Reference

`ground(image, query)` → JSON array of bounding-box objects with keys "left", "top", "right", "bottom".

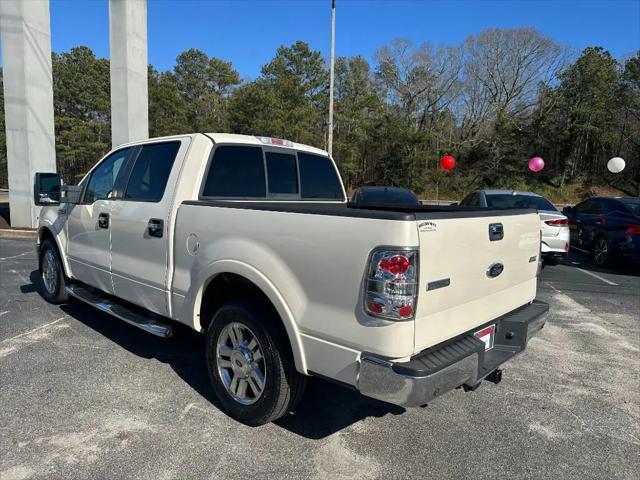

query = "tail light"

[
  {"left": 364, "top": 248, "right": 418, "bottom": 320},
  {"left": 625, "top": 226, "right": 640, "bottom": 235},
  {"left": 545, "top": 218, "right": 569, "bottom": 226}
]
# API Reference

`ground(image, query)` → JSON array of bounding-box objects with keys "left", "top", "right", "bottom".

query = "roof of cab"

[
  {"left": 116, "top": 133, "right": 329, "bottom": 157},
  {"left": 205, "top": 133, "right": 328, "bottom": 156}
]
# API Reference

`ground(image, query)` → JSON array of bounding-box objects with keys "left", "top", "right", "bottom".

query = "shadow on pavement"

[
  {"left": 275, "top": 380, "right": 404, "bottom": 439},
  {"left": 23, "top": 270, "right": 405, "bottom": 439}
]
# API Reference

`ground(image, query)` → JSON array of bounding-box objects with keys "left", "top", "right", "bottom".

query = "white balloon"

[{"left": 607, "top": 157, "right": 625, "bottom": 173}]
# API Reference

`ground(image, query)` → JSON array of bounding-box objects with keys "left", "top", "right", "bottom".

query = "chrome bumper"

[{"left": 357, "top": 300, "right": 549, "bottom": 407}]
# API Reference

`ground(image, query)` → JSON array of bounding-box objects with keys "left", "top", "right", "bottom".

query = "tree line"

[{"left": 1, "top": 27, "right": 638, "bottom": 199}]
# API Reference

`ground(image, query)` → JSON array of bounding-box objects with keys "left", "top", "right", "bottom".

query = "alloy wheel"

[
  {"left": 41, "top": 250, "right": 58, "bottom": 294},
  {"left": 216, "top": 322, "right": 266, "bottom": 405},
  {"left": 594, "top": 238, "right": 608, "bottom": 265}
]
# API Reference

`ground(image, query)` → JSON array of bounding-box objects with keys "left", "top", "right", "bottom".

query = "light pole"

[{"left": 327, "top": 0, "right": 336, "bottom": 157}]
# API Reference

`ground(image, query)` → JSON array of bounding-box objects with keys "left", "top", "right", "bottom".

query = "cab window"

[
  {"left": 202, "top": 146, "right": 266, "bottom": 198},
  {"left": 265, "top": 152, "right": 298, "bottom": 196},
  {"left": 298, "top": 152, "right": 344, "bottom": 200},
  {"left": 83, "top": 148, "right": 130, "bottom": 203},
  {"left": 124, "top": 142, "right": 180, "bottom": 202}
]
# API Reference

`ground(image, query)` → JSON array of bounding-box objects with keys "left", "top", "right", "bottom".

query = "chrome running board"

[{"left": 65, "top": 285, "right": 173, "bottom": 338}]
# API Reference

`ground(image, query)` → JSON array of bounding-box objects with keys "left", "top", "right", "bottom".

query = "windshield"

[
  {"left": 357, "top": 188, "right": 419, "bottom": 204},
  {"left": 485, "top": 194, "right": 557, "bottom": 211},
  {"left": 620, "top": 199, "right": 640, "bottom": 216}
]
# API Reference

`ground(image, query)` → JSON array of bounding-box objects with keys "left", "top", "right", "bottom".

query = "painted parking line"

[
  {"left": 0, "top": 250, "right": 32, "bottom": 261},
  {"left": 576, "top": 267, "right": 618, "bottom": 286}
]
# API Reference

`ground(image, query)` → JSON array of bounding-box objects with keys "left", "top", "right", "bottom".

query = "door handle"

[
  {"left": 147, "top": 218, "right": 163, "bottom": 238},
  {"left": 98, "top": 212, "right": 109, "bottom": 229}
]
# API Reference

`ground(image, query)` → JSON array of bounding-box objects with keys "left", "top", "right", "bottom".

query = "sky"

[{"left": 3, "top": 0, "right": 640, "bottom": 78}]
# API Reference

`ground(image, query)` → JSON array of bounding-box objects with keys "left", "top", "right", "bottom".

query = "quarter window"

[
  {"left": 124, "top": 142, "right": 180, "bottom": 202},
  {"left": 83, "top": 148, "right": 130, "bottom": 203}
]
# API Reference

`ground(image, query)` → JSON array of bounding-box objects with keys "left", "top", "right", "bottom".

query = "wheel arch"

[
  {"left": 38, "top": 225, "right": 71, "bottom": 278},
  {"left": 191, "top": 263, "right": 307, "bottom": 374}
]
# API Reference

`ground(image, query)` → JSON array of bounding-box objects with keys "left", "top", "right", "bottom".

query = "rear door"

[
  {"left": 109, "top": 139, "right": 189, "bottom": 315},
  {"left": 413, "top": 210, "right": 541, "bottom": 350}
]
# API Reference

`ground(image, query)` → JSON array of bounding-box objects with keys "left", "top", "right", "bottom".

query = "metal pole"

[{"left": 327, "top": 0, "right": 336, "bottom": 157}]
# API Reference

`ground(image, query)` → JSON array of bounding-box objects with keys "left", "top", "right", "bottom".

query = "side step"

[{"left": 65, "top": 285, "right": 173, "bottom": 338}]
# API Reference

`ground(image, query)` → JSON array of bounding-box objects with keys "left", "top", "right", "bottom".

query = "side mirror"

[
  {"left": 34, "top": 172, "right": 61, "bottom": 205},
  {"left": 562, "top": 206, "right": 573, "bottom": 216}
]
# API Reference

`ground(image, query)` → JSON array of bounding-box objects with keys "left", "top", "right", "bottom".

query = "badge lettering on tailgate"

[{"left": 418, "top": 221, "right": 437, "bottom": 232}]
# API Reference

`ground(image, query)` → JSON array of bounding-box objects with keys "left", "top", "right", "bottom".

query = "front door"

[
  {"left": 109, "top": 140, "right": 187, "bottom": 316},
  {"left": 66, "top": 148, "right": 132, "bottom": 293}
]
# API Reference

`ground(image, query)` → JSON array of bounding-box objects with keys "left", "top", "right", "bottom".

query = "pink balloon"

[{"left": 528, "top": 156, "right": 544, "bottom": 172}]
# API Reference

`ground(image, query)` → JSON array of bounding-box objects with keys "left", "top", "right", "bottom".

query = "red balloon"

[{"left": 440, "top": 155, "right": 456, "bottom": 171}]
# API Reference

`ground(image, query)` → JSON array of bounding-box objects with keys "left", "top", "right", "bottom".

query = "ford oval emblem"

[{"left": 487, "top": 262, "right": 504, "bottom": 278}]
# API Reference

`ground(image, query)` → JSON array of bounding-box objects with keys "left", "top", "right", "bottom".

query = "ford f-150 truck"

[{"left": 34, "top": 133, "right": 548, "bottom": 426}]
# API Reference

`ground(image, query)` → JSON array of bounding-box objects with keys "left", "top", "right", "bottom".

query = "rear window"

[
  {"left": 201, "top": 146, "right": 344, "bottom": 201},
  {"left": 485, "top": 194, "right": 557, "bottom": 211},
  {"left": 202, "top": 146, "right": 266, "bottom": 198},
  {"left": 266, "top": 152, "right": 298, "bottom": 195},
  {"left": 619, "top": 199, "right": 640, "bottom": 216},
  {"left": 298, "top": 152, "right": 344, "bottom": 200}
]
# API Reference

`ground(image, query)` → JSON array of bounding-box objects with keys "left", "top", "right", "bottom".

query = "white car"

[
  {"left": 34, "top": 134, "right": 548, "bottom": 425},
  {"left": 459, "top": 190, "right": 570, "bottom": 264}
]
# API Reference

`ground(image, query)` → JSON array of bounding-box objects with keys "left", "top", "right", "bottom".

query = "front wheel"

[
  {"left": 38, "top": 239, "right": 68, "bottom": 304},
  {"left": 205, "top": 301, "right": 306, "bottom": 426}
]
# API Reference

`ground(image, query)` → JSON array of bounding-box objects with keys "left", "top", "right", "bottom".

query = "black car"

[
  {"left": 351, "top": 186, "right": 420, "bottom": 205},
  {"left": 562, "top": 197, "right": 640, "bottom": 266}
]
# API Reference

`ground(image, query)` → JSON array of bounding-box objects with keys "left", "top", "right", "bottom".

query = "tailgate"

[{"left": 413, "top": 210, "right": 540, "bottom": 353}]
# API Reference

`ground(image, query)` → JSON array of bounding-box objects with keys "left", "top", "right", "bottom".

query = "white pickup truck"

[{"left": 35, "top": 133, "right": 548, "bottom": 426}]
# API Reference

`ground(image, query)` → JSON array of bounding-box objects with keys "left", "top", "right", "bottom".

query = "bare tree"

[
  {"left": 459, "top": 28, "right": 568, "bottom": 142},
  {"left": 374, "top": 39, "right": 462, "bottom": 130}
]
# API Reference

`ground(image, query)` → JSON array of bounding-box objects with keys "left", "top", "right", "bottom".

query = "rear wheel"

[
  {"left": 593, "top": 236, "right": 610, "bottom": 266},
  {"left": 205, "top": 301, "right": 306, "bottom": 426},
  {"left": 38, "top": 239, "right": 68, "bottom": 304}
]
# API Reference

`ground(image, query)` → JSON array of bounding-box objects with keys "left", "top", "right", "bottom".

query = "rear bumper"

[
  {"left": 357, "top": 300, "right": 549, "bottom": 407},
  {"left": 541, "top": 237, "right": 569, "bottom": 254}
]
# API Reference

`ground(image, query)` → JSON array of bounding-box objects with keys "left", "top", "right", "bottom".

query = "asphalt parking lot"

[{"left": 1, "top": 237, "right": 638, "bottom": 480}]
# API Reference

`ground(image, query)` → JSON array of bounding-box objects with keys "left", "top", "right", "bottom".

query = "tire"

[
  {"left": 38, "top": 239, "right": 68, "bottom": 304},
  {"left": 593, "top": 235, "right": 611, "bottom": 266},
  {"left": 205, "top": 301, "right": 306, "bottom": 426}
]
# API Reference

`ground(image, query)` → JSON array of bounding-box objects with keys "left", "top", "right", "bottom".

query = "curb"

[{"left": 0, "top": 229, "right": 37, "bottom": 240}]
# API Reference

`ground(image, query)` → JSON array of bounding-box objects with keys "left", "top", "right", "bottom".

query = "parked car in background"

[
  {"left": 351, "top": 186, "right": 420, "bottom": 205},
  {"left": 562, "top": 197, "right": 640, "bottom": 266},
  {"left": 459, "top": 190, "right": 570, "bottom": 264}
]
